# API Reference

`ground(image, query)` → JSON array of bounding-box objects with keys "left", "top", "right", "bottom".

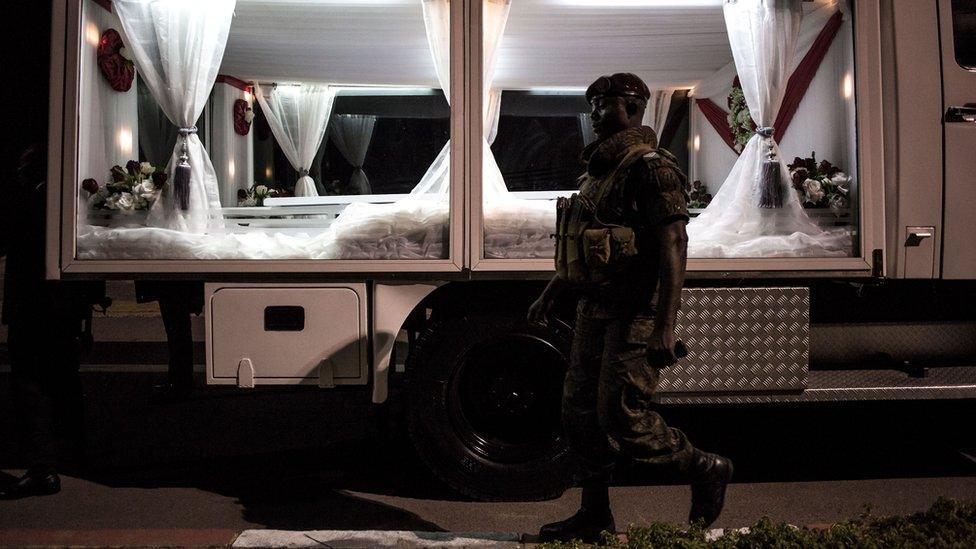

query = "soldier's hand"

[
  {"left": 645, "top": 326, "right": 679, "bottom": 367},
  {"left": 527, "top": 295, "right": 554, "bottom": 326}
]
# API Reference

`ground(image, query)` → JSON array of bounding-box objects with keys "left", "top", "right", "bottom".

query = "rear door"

[{"left": 940, "top": 0, "right": 976, "bottom": 279}]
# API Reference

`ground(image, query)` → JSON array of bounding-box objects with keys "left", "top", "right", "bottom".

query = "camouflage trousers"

[{"left": 562, "top": 299, "right": 695, "bottom": 485}]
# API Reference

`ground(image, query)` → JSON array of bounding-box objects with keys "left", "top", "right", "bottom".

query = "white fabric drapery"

[
  {"left": 330, "top": 114, "right": 377, "bottom": 195},
  {"left": 411, "top": 0, "right": 511, "bottom": 198},
  {"left": 686, "top": 0, "right": 848, "bottom": 257},
  {"left": 255, "top": 83, "right": 336, "bottom": 197},
  {"left": 642, "top": 89, "right": 673, "bottom": 140},
  {"left": 113, "top": 0, "right": 234, "bottom": 233},
  {"left": 691, "top": 0, "right": 848, "bottom": 102}
]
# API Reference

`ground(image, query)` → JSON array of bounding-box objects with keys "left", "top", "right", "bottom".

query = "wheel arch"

[{"left": 371, "top": 280, "right": 553, "bottom": 403}]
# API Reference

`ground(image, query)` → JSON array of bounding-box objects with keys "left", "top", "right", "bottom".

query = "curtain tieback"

[
  {"left": 756, "top": 126, "right": 783, "bottom": 209},
  {"left": 174, "top": 126, "right": 198, "bottom": 212},
  {"left": 298, "top": 168, "right": 310, "bottom": 178}
]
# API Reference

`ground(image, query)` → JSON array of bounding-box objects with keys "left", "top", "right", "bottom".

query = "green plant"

[
  {"left": 538, "top": 498, "right": 976, "bottom": 548},
  {"left": 726, "top": 81, "right": 755, "bottom": 154}
]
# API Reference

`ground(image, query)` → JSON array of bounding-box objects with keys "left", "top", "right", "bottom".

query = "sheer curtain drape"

[
  {"left": 330, "top": 114, "right": 377, "bottom": 194},
  {"left": 255, "top": 83, "right": 336, "bottom": 197},
  {"left": 113, "top": 0, "right": 234, "bottom": 233},
  {"left": 642, "top": 89, "right": 673, "bottom": 139},
  {"left": 686, "top": 0, "right": 848, "bottom": 257},
  {"left": 411, "top": 0, "right": 510, "bottom": 198}
]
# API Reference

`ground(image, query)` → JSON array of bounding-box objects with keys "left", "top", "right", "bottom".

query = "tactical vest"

[{"left": 554, "top": 143, "right": 658, "bottom": 285}]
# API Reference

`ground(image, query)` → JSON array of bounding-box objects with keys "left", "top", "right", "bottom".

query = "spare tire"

[{"left": 405, "top": 315, "right": 574, "bottom": 501}]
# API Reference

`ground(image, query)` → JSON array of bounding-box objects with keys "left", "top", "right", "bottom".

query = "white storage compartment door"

[{"left": 207, "top": 284, "right": 367, "bottom": 386}]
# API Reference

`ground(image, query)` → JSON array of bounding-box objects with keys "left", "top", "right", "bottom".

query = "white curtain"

[
  {"left": 330, "top": 114, "right": 377, "bottom": 194},
  {"left": 642, "top": 89, "right": 673, "bottom": 140},
  {"left": 684, "top": 0, "right": 849, "bottom": 258},
  {"left": 411, "top": 0, "right": 510, "bottom": 198},
  {"left": 113, "top": 0, "right": 234, "bottom": 233},
  {"left": 255, "top": 83, "right": 336, "bottom": 197},
  {"left": 692, "top": 0, "right": 848, "bottom": 102}
]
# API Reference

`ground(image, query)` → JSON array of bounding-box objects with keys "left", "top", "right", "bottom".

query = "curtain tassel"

[
  {"left": 756, "top": 126, "right": 783, "bottom": 209},
  {"left": 174, "top": 126, "right": 197, "bottom": 211}
]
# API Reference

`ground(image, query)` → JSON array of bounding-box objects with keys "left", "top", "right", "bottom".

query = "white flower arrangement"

[
  {"left": 83, "top": 160, "right": 166, "bottom": 213},
  {"left": 788, "top": 152, "right": 852, "bottom": 216},
  {"left": 237, "top": 183, "right": 279, "bottom": 207}
]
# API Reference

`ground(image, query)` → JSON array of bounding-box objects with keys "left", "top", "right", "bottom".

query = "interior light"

[
  {"left": 693, "top": 134, "right": 701, "bottom": 152},
  {"left": 228, "top": 160, "right": 236, "bottom": 179},
  {"left": 117, "top": 127, "right": 133, "bottom": 156},
  {"left": 265, "top": 166, "right": 273, "bottom": 180},
  {"left": 842, "top": 73, "right": 854, "bottom": 100},
  {"left": 85, "top": 22, "right": 100, "bottom": 47},
  {"left": 243, "top": 89, "right": 252, "bottom": 103}
]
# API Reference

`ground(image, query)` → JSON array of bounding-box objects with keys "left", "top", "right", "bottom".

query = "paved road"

[{"left": 1, "top": 367, "right": 975, "bottom": 547}]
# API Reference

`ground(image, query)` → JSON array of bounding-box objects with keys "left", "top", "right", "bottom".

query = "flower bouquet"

[
  {"left": 685, "top": 179, "right": 713, "bottom": 209},
  {"left": 83, "top": 160, "right": 166, "bottom": 214},
  {"left": 787, "top": 152, "right": 852, "bottom": 216},
  {"left": 237, "top": 184, "right": 279, "bottom": 207},
  {"left": 727, "top": 77, "right": 755, "bottom": 154}
]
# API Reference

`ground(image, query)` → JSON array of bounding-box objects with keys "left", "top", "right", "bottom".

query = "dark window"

[
  {"left": 253, "top": 91, "right": 449, "bottom": 196},
  {"left": 953, "top": 0, "right": 976, "bottom": 70},
  {"left": 489, "top": 90, "right": 690, "bottom": 192}
]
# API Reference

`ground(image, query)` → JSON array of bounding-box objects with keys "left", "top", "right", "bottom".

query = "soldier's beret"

[{"left": 585, "top": 73, "right": 651, "bottom": 103}]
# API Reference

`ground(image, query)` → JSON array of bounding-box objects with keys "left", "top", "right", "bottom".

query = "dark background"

[{"left": 1, "top": 2, "right": 52, "bottom": 178}]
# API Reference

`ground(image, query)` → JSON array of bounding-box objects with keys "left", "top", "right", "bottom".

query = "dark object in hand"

[{"left": 646, "top": 340, "right": 688, "bottom": 368}]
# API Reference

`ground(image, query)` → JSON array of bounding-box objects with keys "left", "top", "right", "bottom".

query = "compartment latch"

[
  {"left": 318, "top": 359, "right": 335, "bottom": 389},
  {"left": 237, "top": 358, "right": 255, "bottom": 389}
]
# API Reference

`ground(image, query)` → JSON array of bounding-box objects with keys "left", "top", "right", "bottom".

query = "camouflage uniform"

[{"left": 562, "top": 126, "right": 695, "bottom": 484}]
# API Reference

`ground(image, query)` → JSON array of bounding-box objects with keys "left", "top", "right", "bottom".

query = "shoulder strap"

[{"left": 588, "top": 143, "right": 656, "bottom": 207}]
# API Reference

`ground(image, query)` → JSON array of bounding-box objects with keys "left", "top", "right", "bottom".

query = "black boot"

[
  {"left": 538, "top": 484, "right": 615, "bottom": 543},
  {"left": 687, "top": 449, "right": 733, "bottom": 528},
  {"left": 0, "top": 471, "right": 61, "bottom": 500}
]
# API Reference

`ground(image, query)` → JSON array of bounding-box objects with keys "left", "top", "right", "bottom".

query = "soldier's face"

[{"left": 589, "top": 96, "right": 633, "bottom": 140}]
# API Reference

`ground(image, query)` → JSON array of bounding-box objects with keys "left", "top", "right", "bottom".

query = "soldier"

[
  {"left": 1, "top": 144, "right": 104, "bottom": 499},
  {"left": 528, "top": 73, "right": 733, "bottom": 542}
]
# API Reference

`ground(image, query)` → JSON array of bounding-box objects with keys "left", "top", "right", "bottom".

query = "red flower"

[
  {"left": 81, "top": 178, "right": 99, "bottom": 194},
  {"left": 818, "top": 159, "right": 841, "bottom": 178},
  {"left": 237, "top": 189, "right": 248, "bottom": 200},
  {"left": 110, "top": 165, "right": 127, "bottom": 183},
  {"left": 125, "top": 160, "right": 141, "bottom": 176},
  {"left": 233, "top": 99, "right": 252, "bottom": 136},
  {"left": 96, "top": 29, "right": 134, "bottom": 92},
  {"left": 791, "top": 167, "right": 808, "bottom": 191},
  {"left": 151, "top": 171, "right": 168, "bottom": 187}
]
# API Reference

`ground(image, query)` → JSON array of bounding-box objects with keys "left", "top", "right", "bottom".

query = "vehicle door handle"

[
  {"left": 945, "top": 105, "right": 976, "bottom": 123},
  {"left": 905, "top": 227, "right": 934, "bottom": 247}
]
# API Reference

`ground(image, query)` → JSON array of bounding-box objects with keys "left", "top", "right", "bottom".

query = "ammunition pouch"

[
  {"left": 554, "top": 194, "right": 638, "bottom": 285},
  {"left": 554, "top": 143, "right": 655, "bottom": 285}
]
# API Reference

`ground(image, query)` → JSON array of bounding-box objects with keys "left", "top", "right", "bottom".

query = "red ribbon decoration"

[
  {"left": 696, "top": 10, "right": 845, "bottom": 154},
  {"left": 695, "top": 97, "right": 738, "bottom": 153}
]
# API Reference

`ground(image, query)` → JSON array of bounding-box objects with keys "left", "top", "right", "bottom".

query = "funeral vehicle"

[{"left": 46, "top": 0, "right": 976, "bottom": 500}]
